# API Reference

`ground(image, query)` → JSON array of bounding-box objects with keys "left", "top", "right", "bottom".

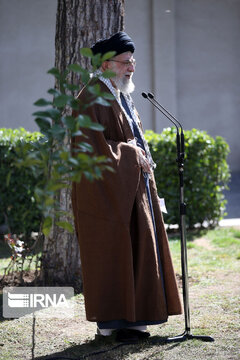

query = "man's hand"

[
  {"left": 138, "top": 148, "right": 151, "bottom": 173},
  {"left": 127, "top": 140, "right": 151, "bottom": 173}
]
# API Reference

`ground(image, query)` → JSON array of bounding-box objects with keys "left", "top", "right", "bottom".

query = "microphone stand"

[{"left": 142, "top": 92, "right": 214, "bottom": 343}]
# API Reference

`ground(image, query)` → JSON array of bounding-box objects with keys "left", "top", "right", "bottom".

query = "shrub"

[
  {"left": 0, "top": 128, "right": 43, "bottom": 238},
  {"left": 145, "top": 127, "right": 230, "bottom": 228}
]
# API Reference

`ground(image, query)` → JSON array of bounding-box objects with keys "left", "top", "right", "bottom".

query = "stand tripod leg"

[{"left": 166, "top": 331, "right": 215, "bottom": 343}]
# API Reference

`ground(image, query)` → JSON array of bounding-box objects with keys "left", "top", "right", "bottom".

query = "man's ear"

[{"left": 101, "top": 60, "right": 110, "bottom": 71}]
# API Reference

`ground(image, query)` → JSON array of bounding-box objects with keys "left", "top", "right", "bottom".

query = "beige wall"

[
  {"left": 0, "top": 0, "right": 239, "bottom": 171},
  {"left": 0, "top": 0, "right": 57, "bottom": 131},
  {"left": 126, "top": 0, "right": 240, "bottom": 171}
]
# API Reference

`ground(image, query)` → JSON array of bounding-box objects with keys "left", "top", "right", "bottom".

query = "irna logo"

[
  {"left": 3, "top": 287, "right": 74, "bottom": 318},
  {"left": 7, "top": 292, "right": 69, "bottom": 308}
]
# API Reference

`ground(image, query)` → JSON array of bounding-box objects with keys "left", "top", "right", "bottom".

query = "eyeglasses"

[{"left": 108, "top": 59, "right": 136, "bottom": 67}]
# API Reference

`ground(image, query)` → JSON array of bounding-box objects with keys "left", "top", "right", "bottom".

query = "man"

[{"left": 72, "top": 32, "right": 182, "bottom": 342}]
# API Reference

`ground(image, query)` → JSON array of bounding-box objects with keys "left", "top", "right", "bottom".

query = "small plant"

[
  {"left": 0, "top": 49, "right": 116, "bottom": 279},
  {"left": 14, "top": 48, "right": 116, "bottom": 236}
]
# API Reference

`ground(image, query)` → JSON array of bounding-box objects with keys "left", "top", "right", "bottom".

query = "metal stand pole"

[
  {"left": 166, "top": 132, "right": 214, "bottom": 343},
  {"left": 141, "top": 92, "right": 214, "bottom": 343}
]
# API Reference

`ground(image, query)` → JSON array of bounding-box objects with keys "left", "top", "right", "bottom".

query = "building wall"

[
  {"left": 0, "top": 0, "right": 57, "bottom": 132},
  {"left": 0, "top": 0, "right": 239, "bottom": 171},
  {"left": 126, "top": 0, "right": 240, "bottom": 171},
  {"left": 175, "top": 0, "right": 240, "bottom": 172}
]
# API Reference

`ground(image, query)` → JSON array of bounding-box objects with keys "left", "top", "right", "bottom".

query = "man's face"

[{"left": 104, "top": 51, "right": 136, "bottom": 93}]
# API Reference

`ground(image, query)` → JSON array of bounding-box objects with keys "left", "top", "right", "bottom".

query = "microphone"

[
  {"left": 148, "top": 92, "right": 183, "bottom": 132},
  {"left": 141, "top": 92, "right": 179, "bottom": 131},
  {"left": 142, "top": 92, "right": 184, "bottom": 156}
]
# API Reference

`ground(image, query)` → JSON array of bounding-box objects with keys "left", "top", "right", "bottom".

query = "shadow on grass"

[
  {"left": 167, "top": 228, "right": 208, "bottom": 242},
  {"left": 33, "top": 335, "right": 172, "bottom": 360}
]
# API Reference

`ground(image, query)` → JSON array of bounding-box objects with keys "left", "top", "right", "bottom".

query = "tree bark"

[{"left": 41, "top": 0, "right": 125, "bottom": 291}]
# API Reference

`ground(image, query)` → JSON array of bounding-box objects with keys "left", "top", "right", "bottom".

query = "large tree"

[{"left": 40, "top": 0, "right": 125, "bottom": 290}]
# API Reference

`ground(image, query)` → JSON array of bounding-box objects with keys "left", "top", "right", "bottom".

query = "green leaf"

[
  {"left": 101, "top": 92, "right": 115, "bottom": 100},
  {"left": 56, "top": 221, "right": 74, "bottom": 233},
  {"left": 72, "top": 130, "right": 83, "bottom": 136},
  {"left": 101, "top": 51, "right": 116, "bottom": 62},
  {"left": 76, "top": 115, "right": 104, "bottom": 131},
  {"left": 53, "top": 94, "right": 72, "bottom": 107},
  {"left": 60, "top": 151, "right": 69, "bottom": 161},
  {"left": 34, "top": 98, "right": 52, "bottom": 107},
  {"left": 93, "top": 97, "right": 111, "bottom": 107},
  {"left": 69, "top": 98, "right": 80, "bottom": 110},
  {"left": 101, "top": 70, "right": 116, "bottom": 79},
  {"left": 64, "top": 83, "right": 80, "bottom": 91},
  {"left": 81, "top": 70, "right": 90, "bottom": 84},
  {"left": 50, "top": 124, "right": 65, "bottom": 137},
  {"left": 47, "top": 67, "right": 60, "bottom": 78},
  {"left": 44, "top": 197, "right": 55, "bottom": 206},
  {"left": 33, "top": 109, "right": 61, "bottom": 120},
  {"left": 42, "top": 216, "right": 52, "bottom": 236},
  {"left": 47, "top": 182, "right": 67, "bottom": 191},
  {"left": 83, "top": 171, "right": 94, "bottom": 181},
  {"left": 35, "top": 118, "right": 51, "bottom": 132},
  {"left": 67, "top": 64, "right": 84, "bottom": 73},
  {"left": 76, "top": 115, "right": 91, "bottom": 127},
  {"left": 91, "top": 54, "right": 102, "bottom": 68},
  {"left": 88, "top": 84, "right": 101, "bottom": 96},
  {"left": 62, "top": 116, "right": 76, "bottom": 130},
  {"left": 48, "top": 88, "right": 60, "bottom": 96},
  {"left": 80, "top": 47, "right": 93, "bottom": 57},
  {"left": 89, "top": 122, "right": 105, "bottom": 131},
  {"left": 69, "top": 158, "right": 79, "bottom": 166},
  {"left": 78, "top": 142, "right": 93, "bottom": 153},
  {"left": 94, "top": 166, "right": 102, "bottom": 178}
]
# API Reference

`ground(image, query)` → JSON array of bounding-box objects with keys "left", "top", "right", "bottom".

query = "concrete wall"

[
  {"left": 0, "top": 0, "right": 57, "bottom": 131},
  {"left": 125, "top": 0, "right": 178, "bottom": 133},
  {"left": 175, "top": 0, "right": 240, "bottom": 171},
  {"left": 126, "top": 0, "right": 240, "bottom": 171},
  {"left": 0, "top": 0, "right": 239, "bottom": 171}
]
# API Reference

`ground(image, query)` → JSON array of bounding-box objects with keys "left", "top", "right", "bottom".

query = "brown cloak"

[{"left": 72, "top": 80, "right": 182, "bottom": 323}]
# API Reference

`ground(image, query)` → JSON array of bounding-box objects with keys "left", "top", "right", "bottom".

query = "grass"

[{"left": 0, "top": 226, "right": 240, "bottom": 359}]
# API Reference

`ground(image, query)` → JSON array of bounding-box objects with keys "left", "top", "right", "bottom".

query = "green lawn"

[{"left": 0, "top": 226, "right": 240, "bottom": 360}]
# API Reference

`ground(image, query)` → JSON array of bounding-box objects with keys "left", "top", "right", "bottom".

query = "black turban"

[{"left": 91, "top": 31, "right": 135, "bottom": 57}]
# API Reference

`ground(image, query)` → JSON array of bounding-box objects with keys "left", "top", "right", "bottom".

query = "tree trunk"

[{"left": 40, "top": 0, "right": 125, "bottom": 291}]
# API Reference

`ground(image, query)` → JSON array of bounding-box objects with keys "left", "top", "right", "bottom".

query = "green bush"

[
  {"left": 145, "top": 128, "right": 230, "bottom": 228},
  {"left": 0, "top": 128, "right": 43, "bottom": 237}
]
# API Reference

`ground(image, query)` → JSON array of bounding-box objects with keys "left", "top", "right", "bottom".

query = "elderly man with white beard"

[{"left": 71, "top": 32, "right": 182, "bottom": 343}]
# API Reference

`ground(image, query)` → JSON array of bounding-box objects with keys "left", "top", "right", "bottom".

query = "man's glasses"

[{"left": 108, "top": 59, "right": 136, "bottom": 67}]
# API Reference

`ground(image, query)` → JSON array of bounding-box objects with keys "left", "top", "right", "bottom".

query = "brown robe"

[{"left": 72, "top": 80, "right": 182, "bottom": 323}]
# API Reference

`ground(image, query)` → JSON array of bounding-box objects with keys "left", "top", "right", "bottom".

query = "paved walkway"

[{"left": 221, "top": 171, "right": 240, "bottom": 226}]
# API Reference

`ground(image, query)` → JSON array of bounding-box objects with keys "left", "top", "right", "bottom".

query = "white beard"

[{"left": 113, "top": 76, "right": 135, "bottom": 94}]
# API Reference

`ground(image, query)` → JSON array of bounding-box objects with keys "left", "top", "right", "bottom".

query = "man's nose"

[{"left": 128, "top": 63, "right": 135, "bottom": 72}]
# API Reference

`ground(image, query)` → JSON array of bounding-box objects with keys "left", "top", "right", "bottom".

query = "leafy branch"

[{"left": 16, "top": 49, "right": 115, "bottom": 236}]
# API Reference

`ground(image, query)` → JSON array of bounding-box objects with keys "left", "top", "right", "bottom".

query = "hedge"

[
  {"left": 145, "top": 128, "right": 230, "bottom": 228},
  {"left": 0, "top": 128, "right": 43, "bottom": 237},
  {"left": 0, "top": 126, "right": 230, "bottom": 236}
]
